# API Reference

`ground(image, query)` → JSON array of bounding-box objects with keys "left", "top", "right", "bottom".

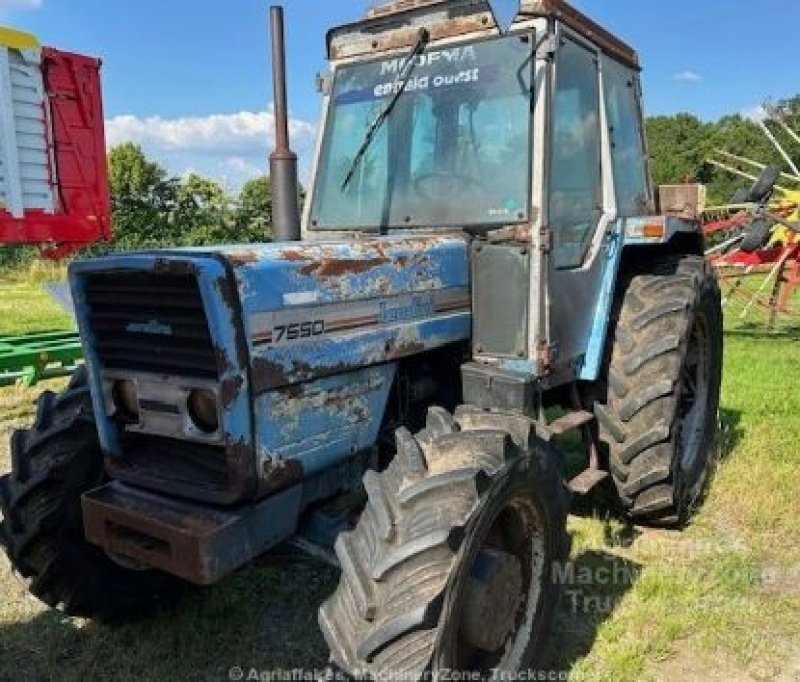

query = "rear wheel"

[
  {"left": 0, "top": 368, "right": 183, "bottom": 621},
  {"left": 595, "top": 255, "right": 723, "bottom": 526},
  {"left": 319, "top": 406, "right": 570, "bottom": 676}
]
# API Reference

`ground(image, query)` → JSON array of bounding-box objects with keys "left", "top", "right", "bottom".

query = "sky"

[{"left": 2, "top": 0, "right": 799, "bottom": 190}]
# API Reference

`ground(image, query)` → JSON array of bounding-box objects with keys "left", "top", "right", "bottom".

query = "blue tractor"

[{"left": 0, "top": 0, "right": 722, "bottom": 675}]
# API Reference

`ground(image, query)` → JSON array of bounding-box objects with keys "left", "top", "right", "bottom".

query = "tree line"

[
  {"left": 0, "top": 143, "right": 277, "bottom": 269},
  {"left": 647, "top": 94, "right": 800, "bottom": 205},
  {"left": 2, "top": 93, "right": 799, "bottom": 269},
  {"left": 107, "top": 143, "right": 275, "bottom": 250}
]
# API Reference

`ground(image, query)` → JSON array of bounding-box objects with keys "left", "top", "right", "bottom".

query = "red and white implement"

[{"left": 0, "top": 27, "right": 110, "bottom": 259}]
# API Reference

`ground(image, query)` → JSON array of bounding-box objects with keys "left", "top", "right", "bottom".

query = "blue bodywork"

[
  {"left": 70, "top": 234, "right": 471, "bottom": 503},
  {"left": 69, "top": 217, "right": 698, "bottom": 508}
]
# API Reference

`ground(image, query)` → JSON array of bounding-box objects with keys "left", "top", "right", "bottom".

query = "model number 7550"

[{"left": 273, "top": 320, "right": 326, "bottom": 343}]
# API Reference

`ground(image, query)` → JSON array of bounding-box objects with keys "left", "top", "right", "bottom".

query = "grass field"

[{"left": 0, "top": 268, "right": 798, "bottom": 681}]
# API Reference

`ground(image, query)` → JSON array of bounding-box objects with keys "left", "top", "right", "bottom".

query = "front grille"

[{"left": 85, "top": 271, "right": 217, "bottom": 378}]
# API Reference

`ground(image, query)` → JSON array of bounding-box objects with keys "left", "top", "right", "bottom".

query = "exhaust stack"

[{"left": 269, "top": 5, "right": 301, "bottom": 242}]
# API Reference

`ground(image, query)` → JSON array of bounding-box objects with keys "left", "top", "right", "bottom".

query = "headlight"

[
  {"left": 187, "top": 389, "right": 219, "bottom": 434},
  {"left": 112, "top": 380, "right": 139, "bottom": 422}
]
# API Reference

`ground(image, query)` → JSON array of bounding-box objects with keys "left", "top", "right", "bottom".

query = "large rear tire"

[
  {"left": 0, "top": 368, "right": 183, "bottom": 622},
  {"left": 595, "top": 255, "right": 723, "bottom": 526},
  {"left": 319, "top": 406, "right": 570, "bottom": 677}
]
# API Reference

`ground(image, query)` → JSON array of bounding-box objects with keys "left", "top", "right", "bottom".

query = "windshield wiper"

[{"left": 340, "top": 28, "right": 430, "bottom": 192}]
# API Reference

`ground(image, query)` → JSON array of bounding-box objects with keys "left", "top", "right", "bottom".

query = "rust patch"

[
  {"left": 252, "top": 356, "right": 352, "bottom": 395},
  {"left": 522, "top": 0, "right": 640, "bottom": 68},
  {"left": 215, "top": 275, "right": 239, "bottom": 313},
  {"left": 276, "top": 382, "right": 305, "bottom": 400},
  {"left": 259, "top": 457, "right": 303, "bottom": 497},
  {"left": 226, "top": 436, "right": 257, "bottom": 497},
  {"left": 252, "top": 357, "right": 290, "bottom": 394},
  {"left": 213, "top": 344, "right": 235, "bottom": 375},
  {"left": 300, "top": 256, "right": 390, "bottom": 278},
  {"left": 366, "top": 0, "right": 444, "bottom": 18},
  {"left": 386, "top": 338, "right": 426, "bottom": 359},
  {"left": 330, "top": 12, "right": 493, "bottom": 60},
  {"left": 153, "top": 258, "right": 197, "bottom": 276},
  {"left": 225, "top": 251, "right": 260, "bottom": 267},
  {"left": 219, "top": 373, "right": 244, "bottom": 409},
  {"left": 285, "top": 359, "right": 317, "bottom": 382},
  {"left": 279, "top": 249, "right": 307, "bottom": 262},
  {"left": 214, "top": 275, "right": 250, "bottom": 371},
  {"left": 323, "top": 392, "right": 370, "bottom": 422}
]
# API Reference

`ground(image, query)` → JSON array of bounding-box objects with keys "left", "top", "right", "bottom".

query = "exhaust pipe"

[{"left": 269, "top": 5, "right": 301, "bottom": 242}]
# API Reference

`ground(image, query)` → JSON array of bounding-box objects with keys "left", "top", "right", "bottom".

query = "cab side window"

[
  {"left": 603, "top": 58, "right": 650, "bottom": 217},
  {"left": 549, "top": 37, "right": 602, "bottom": 269}
]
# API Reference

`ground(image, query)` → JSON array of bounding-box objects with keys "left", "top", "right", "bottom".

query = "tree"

[
  {"left": 107, "top": 143, "right": 179, "bottom": 248},
  {"left": 644, "top": 99, "right": 800, "bottom": 206},
  {"left": 235, "top": 176, "right": 273, "bottom": 243},
  {"left": 175, "top": 174, "right": 232, "bottom": 246},
  {"left": 645, "top": 113, "right": 715, "bottom": 189}
]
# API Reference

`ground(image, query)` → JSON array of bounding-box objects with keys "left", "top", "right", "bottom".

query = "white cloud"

[
  {"left": 0, "top": 0, "right": 42, "bottom": 11},
  {"left": 105, "top": 108, "right": 317, "bottom": 190},
  {"left": 671, "top": 70, "right": 702, "bottom": 83}
]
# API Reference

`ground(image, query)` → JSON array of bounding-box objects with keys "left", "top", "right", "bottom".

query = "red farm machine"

[
  {"left": 0, "top": 26, "right": 110, "bottom": 385},
  {"left": 700, "top": 112, "right": 800, "bottom": 330}
]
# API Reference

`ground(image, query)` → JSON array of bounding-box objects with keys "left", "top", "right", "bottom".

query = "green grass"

[
  {"left": 0, "top": 275, "right": 799, "bottom": 680},
  {"left": 0, "top": 265, "right": 73, "bottom": 336}
]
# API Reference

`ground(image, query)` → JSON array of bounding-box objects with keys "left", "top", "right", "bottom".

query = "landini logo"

[{"left": 126, "top": 319, "right": 174, "bottom": 336}]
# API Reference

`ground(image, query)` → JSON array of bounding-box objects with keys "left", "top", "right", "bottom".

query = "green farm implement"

[{"left": 0, "top": 330, "right": 82, "bottom": 387}]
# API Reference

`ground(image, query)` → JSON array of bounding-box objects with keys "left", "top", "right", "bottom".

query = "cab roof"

[{"left": 329, "top": 0, "right": 638, "bottom": 69}]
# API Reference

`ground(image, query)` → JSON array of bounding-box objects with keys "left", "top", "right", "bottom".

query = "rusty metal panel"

[
  {"left": 329, "top": 2, "right": 495, "bottom": 61},
  {"left": 520, "top": 0, "right": 639, "bottom": 68},
  {"left": 658, "top": 184, "right": 707, "bottom": 219},
  {"left": 82, "top": 481, "right": 302, "bottom": 585},
  {"left": 222, "top": 234, "right": 471, "bottom": 491},
  {"left": 367, "top": 0, "right": 450, "bottom": 19},
  {"left": 231, "top": 234, "right": 471, "bottom": 390},
  {"left": 331, "top": 0, "right": 637, "bottom": 68}
]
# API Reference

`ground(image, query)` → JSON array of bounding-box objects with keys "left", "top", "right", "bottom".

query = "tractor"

[{"left": 0, "top": 0, "right": 723, "bottom": 676}]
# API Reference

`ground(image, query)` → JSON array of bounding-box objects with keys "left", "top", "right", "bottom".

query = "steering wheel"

[{"left": 413, "top": 171, "right": 482, "bottom": 199}]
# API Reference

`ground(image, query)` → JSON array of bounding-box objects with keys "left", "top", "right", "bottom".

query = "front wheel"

[
  {"left": 595, "top": 255, "right": 723, "bottom": 526},
  {"left": 0, "top": 368, "right": 183, "bottom": 621},
  {"left": 319, "top": 406, "right": 570, "bottom": 677}
]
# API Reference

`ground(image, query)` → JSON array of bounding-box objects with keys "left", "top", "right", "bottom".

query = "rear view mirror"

[{"left": 487, "top": 0, "right": 521, "bottom": 32}]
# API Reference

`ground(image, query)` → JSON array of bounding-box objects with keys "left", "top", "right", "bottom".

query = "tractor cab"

[{"left": 303, "top": 0, "right": 668, "bottom": 385}]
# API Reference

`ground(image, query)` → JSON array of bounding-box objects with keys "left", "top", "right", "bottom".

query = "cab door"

[{"left": 545, "top": 31, "right": 615, "bottom": 379}]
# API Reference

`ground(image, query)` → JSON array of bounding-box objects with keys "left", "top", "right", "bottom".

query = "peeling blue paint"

[{"left": 68, "top": 233, "right": 471, "bottom": 500}]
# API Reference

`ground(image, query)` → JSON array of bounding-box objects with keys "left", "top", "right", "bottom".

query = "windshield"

[{"left": 309, "top": 34, "right": 534, "bottom": 231}]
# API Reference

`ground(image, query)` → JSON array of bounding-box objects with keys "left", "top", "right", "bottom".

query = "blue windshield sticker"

[{"left": 334, "top": 60, "right": 501, "bottom": 105}]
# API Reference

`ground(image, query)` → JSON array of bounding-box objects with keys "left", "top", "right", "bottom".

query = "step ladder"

[{"left": 540, "top": 409, "right": 609, "bottom": 495}]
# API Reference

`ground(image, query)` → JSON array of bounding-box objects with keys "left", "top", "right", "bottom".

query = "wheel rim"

[
  {"left": 438, "top": 492, "right": 547, "bottom": 674},
  {"left": 678, "top": 313, "right": 712, "bottom": 472}
]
